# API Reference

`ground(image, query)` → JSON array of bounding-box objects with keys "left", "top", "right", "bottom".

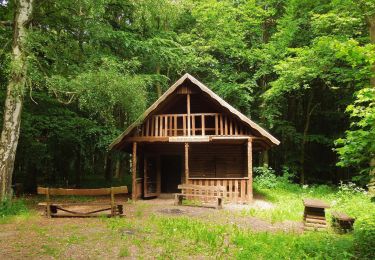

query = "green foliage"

[
  {"left": 336, "top": 87, "right": 375, "bottom": 178},
  {"left": 0, "top": 0, "right": 374, "bottom": 189},
  {"left": 234, "top": 231, "right": 354, "bottom": 259},
  {"left": 250, "top": 176, "right": 375, "bottom": 224},
  {"left": 0, "top": 199, "right": 28, "bottom": 218},
  {"left": 253, "top": 167, "right": 278, "bottom": 189},
  {"left": 254, "top": 166, "right": 294, "bottom": 189},
  {"left": 353, "top": 216, "right": 375, "bottom": 259}
]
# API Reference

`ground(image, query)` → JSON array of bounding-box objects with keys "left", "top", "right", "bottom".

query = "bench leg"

[
  {"left": 216, "top": 198, "right": 223, "bottom": 209},
  {"left": 175, "top": 194, "right": 183, "bottom": 206},
  {"left": 117, "top": 204, "right": 124, "bottom": 215}
]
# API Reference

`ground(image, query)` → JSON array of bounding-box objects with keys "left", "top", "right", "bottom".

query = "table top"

[{"left": 303, "top": 198, "right": 330, "bottom": 208}]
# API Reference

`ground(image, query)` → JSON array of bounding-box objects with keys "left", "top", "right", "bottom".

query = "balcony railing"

[{"left": 139, "top": 113, "right": 250, "bottom": 137}]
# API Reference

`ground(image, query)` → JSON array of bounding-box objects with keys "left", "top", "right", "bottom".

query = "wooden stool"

[
  {"left": 331, "top": 211, "right": 355, "bottom": 233},
  {"left": 303, "top": 199, "right": 330, "bottom": 231}
]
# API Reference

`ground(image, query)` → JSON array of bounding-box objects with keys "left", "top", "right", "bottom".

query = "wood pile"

[{"left": 303, "top": 199, "right": 330, "bottom": 231}]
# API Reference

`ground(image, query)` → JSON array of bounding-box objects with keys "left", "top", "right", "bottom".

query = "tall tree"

[{"left": 0, "top": 0, "right": 33, "bottom": 201}]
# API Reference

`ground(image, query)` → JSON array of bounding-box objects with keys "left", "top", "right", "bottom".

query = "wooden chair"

[
  {"left": 175, "top": 184, "right": 225, "bottom": 209},
  {"left": 37, "top": 186, "right": 128, "bottom": 218}
]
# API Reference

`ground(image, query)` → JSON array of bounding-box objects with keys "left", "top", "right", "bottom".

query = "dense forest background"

[{"left": 0, "top": 0, "right": 374, "bottom": 192}]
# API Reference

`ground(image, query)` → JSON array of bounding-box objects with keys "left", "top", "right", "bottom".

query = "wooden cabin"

[{"left": 109, "top": 74, "right": 280, "bottom": 203}]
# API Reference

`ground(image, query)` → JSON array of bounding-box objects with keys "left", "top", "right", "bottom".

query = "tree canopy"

[{"left": 0, "top": 0, "right": 374, "bottom": 191}]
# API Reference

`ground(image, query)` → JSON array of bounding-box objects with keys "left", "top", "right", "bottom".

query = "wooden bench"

[
  {"left": 331, "top": 211, "right": 355, "bottom": 233},
  {"left": 174, "top": 184, "right": 225, "bottom": 209},
  {"left": 37, "top": 186, "right": 128, "bottom": 218}
]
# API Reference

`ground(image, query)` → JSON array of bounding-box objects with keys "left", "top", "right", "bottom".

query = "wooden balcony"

[{"left": 139, "top": 113, "right": 251, "bottom": 137}]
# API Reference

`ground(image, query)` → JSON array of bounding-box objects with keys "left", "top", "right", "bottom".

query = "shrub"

[
  {"left": 0, "top": 199, "right": 28, "bottom": 218},
  {"left": 353, "top": 216, "right": 375, "bottom": 259},
  {"left": 253, "top": 167, "right": 278, "bottom": 189},
  {"left": 254, "top": 166, "right": 295, "bottom": 189}
]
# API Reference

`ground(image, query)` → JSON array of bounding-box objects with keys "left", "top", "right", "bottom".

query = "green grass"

[
  {"left": 0, "top": 199, "right": 30, "bottom": 223},
  {"left": 2, "top": 182, "right": 374, "bottom": 259},
  {"left": 119, "top": 246, "right": 130, "bottom": 257},
  {"left": 104, "top": 214, "right": 361, "bottom": 259},
  {"left": 239, "top": 182, "right": 375, "bottom": 225},
  {"left": 41, "top": 244, "right": 60, "bottom": 258}
]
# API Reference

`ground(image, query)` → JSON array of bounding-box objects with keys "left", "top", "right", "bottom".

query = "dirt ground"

[{"left": 0, "top": 196, "right": 303, "bottom": 259}]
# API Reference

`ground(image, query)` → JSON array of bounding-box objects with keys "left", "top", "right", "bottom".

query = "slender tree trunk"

[
  {"left": 104, "top": 153, "right": 113, "bottom": 182},
  {"left": 155, "top": 65, "right": 162, "bottom": 97},
  {"left": 114, "top": 158, "right": 120, "bottom": 179},
  {"left": 300, "top": 91, "right": 317, "bottom": 184},
  {"left": 0, "top": 0, "right": 33, "bottom": 201},
  {"left": 262, "top": 150, "right": 269, "bottom": 167}
]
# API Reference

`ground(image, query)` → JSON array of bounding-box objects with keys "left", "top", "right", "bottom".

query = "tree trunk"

[
  {"left": 155, "top": 65, "right": 162, "bottom": 97},
  {"left": 0, "top": 0, "right": 33, "bottom": 201},
  {"left": 262, "top": 150, "right": 269, "bottom": 167},
  {"left": 104, "top": 153, "right": 113, "bottom": 182},
  {"left": 300, "top": 90, "right": 317, "bottom": 184}
]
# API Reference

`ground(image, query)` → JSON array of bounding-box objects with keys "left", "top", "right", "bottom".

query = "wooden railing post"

[
  {"left": 187, "top": 94, "right": 191, "bottom": 136},
  {"left": 110, "top": 187, "right": 115, "bottom": 216},
  {"left": 132, "top": 142, "right": 137, "bottom": 201},
  {"left": 247, "top": 139, "right": 253, "bottom": 201},
  {"left": 185, "top": 143, "right": 189, "bottom": 184},
  {"left": 201, "top": 114, "right": 205, "bottom": 136},
  {"left": 46, "top": 187, "right": 51, "bottom": 218}
]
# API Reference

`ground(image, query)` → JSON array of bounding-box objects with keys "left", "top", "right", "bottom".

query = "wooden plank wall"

[{"left": 189, "top": 144, "right": 246, "bottom": 178}]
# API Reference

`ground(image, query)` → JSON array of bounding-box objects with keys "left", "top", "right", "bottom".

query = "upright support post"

[
  {"left": 184, "top": 143, "right": 189, "bottom": 184},
  {"left": 247, "top": 139, "right": 253, "bottom": 201},
  {"left": 187, "top": 93, "right": 191, "bottom": 136},
  {"left": 110, "top": 187, "right": 115, "bottom": 216},
  {"left": 132, "top": 142, "right": 137, "bottom": 201},
  {"left": 46, "top": 187, "right": 51, "bottom": 218}
]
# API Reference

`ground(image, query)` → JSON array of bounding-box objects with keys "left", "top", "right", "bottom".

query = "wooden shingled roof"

[{"left": 109, "top": 73, "right": 280, "bottom": 150}]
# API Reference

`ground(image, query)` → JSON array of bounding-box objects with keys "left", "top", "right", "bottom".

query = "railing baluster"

[
  {"left": 183, "top": 115, "right": 186, "bottom": 135},
  {"left": 174, "top": 115, "right": 177, "bottom": 136},
  {"left": 192, "top": 115, "right": 195, "bottom": 136},
  {"left": 155, "top": 116, "right": 159, "bottom": 137},
  {"left": 201, "top": 114, "right": 205, "bottom": 136}
]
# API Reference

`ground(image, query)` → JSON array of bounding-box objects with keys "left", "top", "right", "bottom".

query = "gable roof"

[{"left": 109, "top": 73, "right": 280, "bottom": 150}]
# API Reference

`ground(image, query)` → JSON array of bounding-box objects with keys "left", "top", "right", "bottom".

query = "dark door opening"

[{"left": 161, "top": 155, "right": 182, "bottom": 193}]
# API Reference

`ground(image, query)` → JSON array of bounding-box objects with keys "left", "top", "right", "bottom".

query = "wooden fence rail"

[{"left": 188, "top": 178, "right": 250, "bottom": 203}]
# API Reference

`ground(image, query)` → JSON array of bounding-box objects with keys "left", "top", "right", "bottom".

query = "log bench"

[
  {"left": 331, "top": 211, "right": 355, "bottom": 233},
  {"left": 175, "top": 184, "right": 225, "bottom": 209},
  {"left": 37, "top": 186, "right": 128, "bottom": 218}
]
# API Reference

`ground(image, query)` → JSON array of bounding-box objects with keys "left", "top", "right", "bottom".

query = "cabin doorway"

[
  {"left": 161, "top": 155, "right": 182, "bottom": 193},
  {"left": 143, "top": 156, "right": 159, "bottom": 198}
]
